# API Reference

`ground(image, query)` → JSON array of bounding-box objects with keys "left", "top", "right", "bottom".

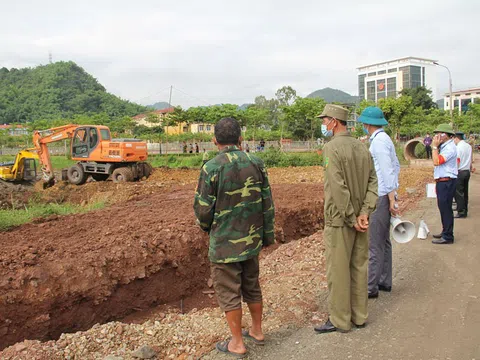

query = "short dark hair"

[{"left": 214, "top": 117, "right": 241, "bottom": 145}]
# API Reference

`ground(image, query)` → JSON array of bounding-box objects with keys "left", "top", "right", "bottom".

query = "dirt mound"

[
  {"left": 0, "top": 183, "right": 324, "bottom": 350},
  {"left": 0, "top": 181, "right": 33, "bottom": 210}
]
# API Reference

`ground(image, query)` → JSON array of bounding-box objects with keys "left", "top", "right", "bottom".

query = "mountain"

[
  {"left": 306, "top": 87, "right": 359, "bottom": 104},
  {"left": 148, "top": 101, "right": 172, "bottom": 110},
  {"left": 0, "top": 61, "right": 147, "bottom": 124}
]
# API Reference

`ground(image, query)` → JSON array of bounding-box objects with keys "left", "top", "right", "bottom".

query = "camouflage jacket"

[{"left": 193, "top": 146, "right": 275, "bottom": 263}]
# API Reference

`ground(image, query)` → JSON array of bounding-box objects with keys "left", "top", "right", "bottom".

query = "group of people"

[
  {"left": 192, "top": 107, "right": 474, "bottom": 357},
  {"left": 182, "top": 142, "right": 200, "bottom": 154}
]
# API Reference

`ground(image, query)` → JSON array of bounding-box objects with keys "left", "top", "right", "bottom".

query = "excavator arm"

[{"left": 33, "top": 124, "right": 79, "bottom": 186}]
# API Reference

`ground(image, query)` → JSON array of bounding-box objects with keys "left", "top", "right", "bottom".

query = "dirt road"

[{"left": 206, "top": 173, "right": 480, "bottom": 360}]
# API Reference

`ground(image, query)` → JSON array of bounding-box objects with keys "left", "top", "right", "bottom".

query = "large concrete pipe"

[
  {"left": 404, "top": 137, "right": 424, "bottom": 161},
  {"left": 404, "top": 137, "right": 433, "bottom": 167}
]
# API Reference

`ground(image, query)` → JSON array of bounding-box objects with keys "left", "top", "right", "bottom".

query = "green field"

[
  {"left": 0, "top": 155, "right": 76, "bottom": 170},
  {"left": 149, "top": 149, "right": 323, "bottom": 168}
]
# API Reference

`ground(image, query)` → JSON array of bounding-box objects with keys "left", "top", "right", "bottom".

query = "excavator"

[
  {"left": 0, "top": 149, "right": 38, "bottom": 182},
  {"left": 32, "top": 124, "right": 152, "bottom": 187}
]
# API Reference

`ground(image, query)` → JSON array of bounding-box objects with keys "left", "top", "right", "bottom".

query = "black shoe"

[
  {"left": 378, "top": 285, "right": 392, "bottom": 292},
  {"left": 368, "top": 292, "right": 379, "bottom": 299},
  {"left": 314, "top": 319, "right": 347, "bottom": 334},
  {"left": 353, "top": 322, "right": 367, "bottom": 329},
  {"left": 454, "top": 214, "right": 467, "bottom": 218},
  {"left": 432, "top": 233, "right": 443, "bottom": 239},
  {"left": 432, "top": 238, "right": 454, "bottom": 244}
]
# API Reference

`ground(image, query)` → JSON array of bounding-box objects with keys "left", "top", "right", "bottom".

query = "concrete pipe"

[
  {"left": 404, "top": 137, "right": 433, "bottom": 167},
  {"left": 404, "top": 137, "right": 425, "bottom": 161}
]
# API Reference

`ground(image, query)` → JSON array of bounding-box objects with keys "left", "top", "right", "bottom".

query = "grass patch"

[
  {"left": 148, "top": 149, "right": 323, "bottom": 169},
  {"left": 0, "top": 155, "right": 75, "bottom": 170},
  {"left": 0, "top": 201, "right": 106, "bottom": 231}
]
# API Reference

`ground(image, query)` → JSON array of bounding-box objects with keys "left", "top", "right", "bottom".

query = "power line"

[
  {"left": 133, "top": 86, "right": 172, "bottom": 103},
  {"left": 172, "top": 86, "right": 211, "bottom": 106}
]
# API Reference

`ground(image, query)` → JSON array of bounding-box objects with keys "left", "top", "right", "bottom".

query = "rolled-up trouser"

[
  {"left": 368, "top": 195, "right": 392, "bottom": 294},
  {"left": 325, "top": 225, "right": 368, "bottom": 331}
]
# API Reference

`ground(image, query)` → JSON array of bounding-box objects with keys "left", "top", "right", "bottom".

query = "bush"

[
  {"left": 414, "top": 143, "right": 427, "bottom": 159},
  {"left": 256, "top": 148, "right": 323, "bottom": 167}
]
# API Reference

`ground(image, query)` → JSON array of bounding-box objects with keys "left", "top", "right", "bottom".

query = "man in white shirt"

[
  {"left": 453, "top": 132, "right": 472, "bottom": 218},
  {"left": 358, "top": 106, "right": 400, "bottom": 298}
]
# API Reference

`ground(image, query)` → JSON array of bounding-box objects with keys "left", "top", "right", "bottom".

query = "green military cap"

[
  {"left": 433, "top": 123, "right": 455, "bottom": 135},
  {"left": 317, "top": 104, "right": 349, "bottom": 121}
]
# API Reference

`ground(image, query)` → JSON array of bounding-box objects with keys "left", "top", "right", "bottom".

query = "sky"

[{"left": 1, "top": 0, "right": 479, "bottom": 108}]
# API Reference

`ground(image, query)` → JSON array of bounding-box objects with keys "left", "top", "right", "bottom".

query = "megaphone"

[
  {"left": 417, "top": 219, "right": 430, "bottom": 239},
  {"left": 390, "top": 217, "right": 416, "bottom": 243}
]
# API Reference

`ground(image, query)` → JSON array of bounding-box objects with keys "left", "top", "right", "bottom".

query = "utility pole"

[
  {"left": 434, "top": 62, "right": 453, "bottom": 127},
  {"left": 165, "top": 85, "right": 173, "bottom": 155}
]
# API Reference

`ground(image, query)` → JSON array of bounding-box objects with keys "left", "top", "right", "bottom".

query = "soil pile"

[{"left": 0, "top": 183, "right": 324, "bottom": 350}]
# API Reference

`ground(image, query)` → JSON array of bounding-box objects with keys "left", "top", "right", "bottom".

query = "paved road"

[{"left": 205, "top": 172, "right": 480, "bottom": 360}]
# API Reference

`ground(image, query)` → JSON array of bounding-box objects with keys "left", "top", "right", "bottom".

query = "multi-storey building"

[{"left": 357, "top": 57, "right": 437, "bottom": 102}]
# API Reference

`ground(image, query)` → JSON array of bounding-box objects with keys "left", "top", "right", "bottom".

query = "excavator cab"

[
  {"left": 72, "top": 126, "right": 103, "bottom": 158},
  {"left": 22, "top": 158, "right": 37, "bottom": 181},
  {"left": 0, "top": 150, "right": 38, "bottom": 182}
]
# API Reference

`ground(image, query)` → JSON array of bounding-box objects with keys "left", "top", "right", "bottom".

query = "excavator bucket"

[{"left": 42, "top": 178, "right": 56, "bottom": 189}]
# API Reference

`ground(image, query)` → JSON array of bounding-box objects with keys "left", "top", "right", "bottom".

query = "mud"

[
  {"left": 0, "top": 183, "right": 324, "bottom": 350},
  {"left": 0, "top": 181, "right": 33, "bottom": 210}
]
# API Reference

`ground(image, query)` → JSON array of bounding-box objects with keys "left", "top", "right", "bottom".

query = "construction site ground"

[{"left": 0, "top": 165, "right": 434, "bottom": 359}]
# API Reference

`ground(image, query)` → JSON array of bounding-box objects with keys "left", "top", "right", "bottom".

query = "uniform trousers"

[{"left": 325, "top": 225, "right": 368, "bottom": 331}]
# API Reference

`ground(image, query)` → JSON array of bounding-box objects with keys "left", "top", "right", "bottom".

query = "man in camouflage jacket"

[{"left": 194, "top": 117, "right": 275, "bottom": 358}]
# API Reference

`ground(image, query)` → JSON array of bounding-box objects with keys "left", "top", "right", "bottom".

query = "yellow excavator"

[{"left": 0, "top": 149, "right": 38, "bottom": 182}]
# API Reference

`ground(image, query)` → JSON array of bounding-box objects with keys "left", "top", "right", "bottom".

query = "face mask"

[
  {"left": 321, "top": 120, "right": 334, "bottom": 137},
  {"left": 363, "top": 126, "right": 369, "bottom": 135}
]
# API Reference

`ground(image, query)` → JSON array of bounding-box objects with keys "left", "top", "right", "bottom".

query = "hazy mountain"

[
  {"left": 307, "top": 87, "right": 359, "bottom": 104},
  {"left": 148, "top": 101, "right": 172, "bottom": 110}
]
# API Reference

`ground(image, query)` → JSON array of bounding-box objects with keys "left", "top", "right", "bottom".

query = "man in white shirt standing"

[
  {"left": 358, "top": 106, "right": 400, "bottom": 299},
  {"left": 453, "top": 132, "right": 472, "bottom": 218}
]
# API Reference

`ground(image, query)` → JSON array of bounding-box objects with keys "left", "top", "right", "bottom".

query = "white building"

[
  {"left": 444, "top": 87, "right": 480, "bottom": 114},
  {"left": 357, "top": 57, "right": 437, "bottom": 102}
]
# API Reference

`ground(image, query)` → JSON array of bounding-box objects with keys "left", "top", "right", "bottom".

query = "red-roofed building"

[{"left": 0, "top": 124, "right": 29, "bottom": 136}]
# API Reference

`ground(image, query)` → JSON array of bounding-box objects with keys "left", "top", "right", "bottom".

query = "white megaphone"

[{"left": 390, "top": 217, "right": 416, "bottom": 243}]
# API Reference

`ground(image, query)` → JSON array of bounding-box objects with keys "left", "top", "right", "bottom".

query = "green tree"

[
  {"left": 378, "top": 96, "right": 413, "bottom": 141},
  {"left": 400, "top": 86, "right": 436, "bottom": 110},
  {"left": 283, "top": 97, "right": 326, "bottom": 140}
]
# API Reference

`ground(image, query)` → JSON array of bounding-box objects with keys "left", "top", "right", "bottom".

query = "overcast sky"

[{"left": 1, "top": 0, "right": 479, "bottom": 108}]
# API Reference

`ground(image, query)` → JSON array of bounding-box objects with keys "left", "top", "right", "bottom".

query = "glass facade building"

[{"left": 357, "top": 57, "right": 437, "bottom": 102}]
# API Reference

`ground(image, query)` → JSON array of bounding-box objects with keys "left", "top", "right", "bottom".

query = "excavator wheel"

[
  {"left": 91, "top": 173, "right": 110, "bottom": 182},
  {"left": 143, "top": 163, "right": 153, "bottom": 178},
  {"left": 112, "top": 167, "right": 134, "bottom": 183},
  {"left": 67, "top": 164, "right": 88, "bottom": 185}
]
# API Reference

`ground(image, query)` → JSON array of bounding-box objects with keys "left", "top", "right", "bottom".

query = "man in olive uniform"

[
  {"left": 194, "top": 117, "right": 275, "bottom": 358},
  {"left": 314, "top": 104, "right": 378, "bottom": 334}
]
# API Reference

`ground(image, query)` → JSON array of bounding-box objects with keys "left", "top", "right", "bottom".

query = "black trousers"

[
  {"left": 436, "top": 179, "right": 457, "bottom": 241},
  {"left": 454, "top": 170, "right": 470, "bottom": 216},
  {"left": 425, "top": 145, "right": 432, "bottom": 159}
]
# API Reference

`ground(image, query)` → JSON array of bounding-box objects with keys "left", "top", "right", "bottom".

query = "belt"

[{"left": 435, "top": 177, "right": 453, "bottom": 182}]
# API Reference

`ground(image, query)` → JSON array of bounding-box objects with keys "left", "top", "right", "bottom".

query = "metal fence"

[{"left": 1, "top": 141, "right": 322, "bottom": 157}]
